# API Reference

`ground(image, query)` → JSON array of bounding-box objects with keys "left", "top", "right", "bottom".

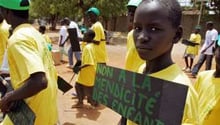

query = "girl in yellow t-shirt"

[
  {"left": 127, "top": 0, "right": 198, "bottom": 124},
  {"left": 194, "top": 40, "right": 220, "bottom": 125},
  {"left": 39, "top": 25, "right": 52, "bottom": 51},
  {"left": 72, "top": 29, "right": 98, "bottom": 108},
  {"left": 183, "top": 26, "right": 201, "bottom": 72},
  {"left": 86, "top": 7, "right": 108, "bottom": 64}
]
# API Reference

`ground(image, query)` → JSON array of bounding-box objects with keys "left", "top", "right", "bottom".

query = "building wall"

[
  {"left": 181, "top": 15, "right": 199, "bottom": 39},
  {"left": 107, "top": 14, "right": 220, "bottom": 42}
]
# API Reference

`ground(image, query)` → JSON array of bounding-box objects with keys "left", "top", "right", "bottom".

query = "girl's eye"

[
  {"left": 134, "top": 26, "right": 142, "bottom": 32},
  {"left": 151, "top": 27, "right": 158, "bottom": 31}
]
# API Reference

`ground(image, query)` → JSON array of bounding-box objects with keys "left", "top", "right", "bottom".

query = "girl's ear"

[{"left": 173, "top": 25, "right": 183, "bottom": 44}]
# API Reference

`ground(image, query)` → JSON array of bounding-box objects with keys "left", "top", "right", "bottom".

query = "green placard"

[
  {"left": 93, "top": 64, "right": 188, "bottom": 125},
  {"left": 0, "top": 77, "right": 35, "bottom": 125},
  {"left": 7, "top": 100, "right": 35, "bottom": 125}
]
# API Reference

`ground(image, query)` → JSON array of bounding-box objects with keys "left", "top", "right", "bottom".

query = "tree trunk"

[
  {"left": 113, "top": 17, "right": 117, "bottom": 31},
  {"left": 103, "top": 17, "right": 108, "bottom": 30},
  {"left": 49, "top": 14, "right": 58, "bottom": 31}
]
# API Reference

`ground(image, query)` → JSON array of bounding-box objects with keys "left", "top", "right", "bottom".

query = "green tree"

[
  {"left": 30, "top": 0, "right": 70, "bottom": 30},
  {"left": 73, "top": 0, "right": 128, "bottom": 30},
  {"left": 30, "top": 0, "right": 129, "bottom": 30}
]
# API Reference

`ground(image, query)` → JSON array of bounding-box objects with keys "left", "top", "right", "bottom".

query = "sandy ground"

[{"left": 54, "top": 38, "right": 214, "bottom": 125}]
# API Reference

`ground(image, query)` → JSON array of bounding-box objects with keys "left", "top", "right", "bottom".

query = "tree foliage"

[{"left": 30, "top": 0, "right": 129, "bottom": 30}]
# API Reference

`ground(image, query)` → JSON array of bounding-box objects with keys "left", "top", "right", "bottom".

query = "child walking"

[
  {"left": 72, "top": 29, "right": 98, "bottom": 108},
  {"left": 126, "top": 0, "right": 198, "bottom": 124},
  {"left": 183, "top": 26, "right": 201, "bottom": 72},
  {"left": 39, "top": 25, "right": 53, "bottom": 51}
]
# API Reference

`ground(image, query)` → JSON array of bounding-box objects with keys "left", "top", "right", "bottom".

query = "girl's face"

[
  {"left": 133, "top": 1, "right": 180, "bottom": 61},
  {"left": 87, "top": 12, "right": 97, "bottom": 24}
]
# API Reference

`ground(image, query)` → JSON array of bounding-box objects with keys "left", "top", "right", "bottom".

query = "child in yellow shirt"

[
  {"left": 86, "top": 7, "right": 108, "bottom": 64},
  {"left": 194, "top": 40, "right": 220, "bottom": 125},
  {"left": 183, "top": 26, "right": 201, "bottom": 72},
  {"left": 39, "top": 25, "right": 52, "bottom": 51},
  {"left": 126, "top": 0, "right": 198, "bottom": 124},
  {"left": 72, "top": 29, "right": 98, "bottom": 108}
]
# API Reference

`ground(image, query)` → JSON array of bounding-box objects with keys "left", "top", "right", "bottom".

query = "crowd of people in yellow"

[{"left": 0, "top": 0, "right": 219, "bottom": 125}]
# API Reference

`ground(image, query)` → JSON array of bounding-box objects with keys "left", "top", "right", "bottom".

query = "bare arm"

[
  {"left": 59, "top": 35, "right": 63, "bottom": 45},
  {"left": 0, "top": 72, "right": 47, "bottom": 112}
]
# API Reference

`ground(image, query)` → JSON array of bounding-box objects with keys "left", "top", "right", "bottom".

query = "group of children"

[
  {"left": 0, "top": 0, "right": 106, "bottom": 124},
  {"left": 34, "top": 0, "right": 220, "bottom": 124},
  {"left": 0, "top": 0, "right": 219, "bottom": 124},
  {"left": 122, "top": 0, "right": 220, "bottom": 125},
  {"left": 36, "top": 7, "right": 108, "bottom": 109},
  {"left": 183, "top": 21, "right": 219, "bottom": 80}
]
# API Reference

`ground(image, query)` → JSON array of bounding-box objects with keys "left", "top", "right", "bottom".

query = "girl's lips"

[{"left": 136, "top": 46, "right": 152, "bottom": 51}]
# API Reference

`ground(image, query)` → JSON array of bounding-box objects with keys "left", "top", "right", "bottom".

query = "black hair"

[
  {"left": 0, "top": 13, "right": 3, "bottom": 23},
  {"left": 20, "top": 0, "right": 30, "bottom": 7},
  {"left": 63, "top": 17, "right": 70, "bottom": 25},
  {"left": 60, "top": 19, "right": 65, "bottom": 25},
  {"left": 11, "top": 9, "right": 29, "bottom": 19},
  {"left": 206, "top": 21, "right": 214, "bottom": 27},
  {"left": 83, "top": 29, "right": 95, "bottom": 42},
  {"left": 39, "top": 25, "right": 46, "bottom": 34},
  {"left": 141, "top": 0, "right": 182, "bottom": 28}
]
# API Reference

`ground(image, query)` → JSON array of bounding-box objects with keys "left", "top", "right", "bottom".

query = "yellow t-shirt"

[
  {"left": 80, "top": 41, "right": 87, "bottom": 52},
  {"left": 91, "top": 21, "right": 108, "bottom": 63},
  {"left": 0, "top": 20, "right": 10, "bottom": 67},
  {"left": 127, "top": 64, "right": 198, "bottom": 125},
  {"left": 185, "top": 33, "right": 201, "bottom": 55},
  {"left": 76, "top": 43, "right": 96, "bottom": 87},
  {"left": 125, "top": 30, "right": 145, "bottom": 72},
  {"left": 42, "top": 34, "right": 52, "bottom": 44},
  {"left": 194, "top": 70, "right": 220, "bottom": 125},
  {"left": 2, "top": 24, "right": 58, "bottom": 125}
]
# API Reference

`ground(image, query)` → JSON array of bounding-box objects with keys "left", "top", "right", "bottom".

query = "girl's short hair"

[
  {"left": 141, "top": 0, "right": 182, "bottom": 28},
  {"left": 11, "top": 9, "right": 29, "bottom": 19}
]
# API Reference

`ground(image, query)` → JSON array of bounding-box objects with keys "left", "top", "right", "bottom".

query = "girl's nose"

[{"left": 138, "top": 30, "right": 150, "bottom": 43}]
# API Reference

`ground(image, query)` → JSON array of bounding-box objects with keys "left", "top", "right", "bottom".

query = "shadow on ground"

[
  {"left": 75, "top": 104, "right": 106, "bottom": 121},
  {"left": 63, "top": 122, "right": 75, "bottom": 125}
]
